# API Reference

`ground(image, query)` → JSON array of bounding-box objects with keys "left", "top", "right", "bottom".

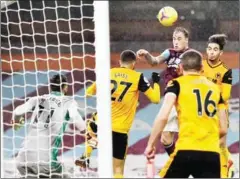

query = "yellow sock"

[
  {"left": 220, "top": 146, "right": 228, "bottom": 178},
  {"left": 114, "top": 174, "right": 123, "bottom": 178},
  {"left": 83, "top": 144, "right": 93, "bottom": 158}
]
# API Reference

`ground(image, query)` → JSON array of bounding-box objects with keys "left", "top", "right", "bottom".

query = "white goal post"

[
  {"left": 94, "top": 1, "right": 113, "bottom": 178},
  {"left": 1, "top": 0, "right": 112, "bottom": 178}
]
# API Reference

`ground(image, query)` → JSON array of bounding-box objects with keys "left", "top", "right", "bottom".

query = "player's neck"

[
  {"left": 51, "top": 91, "right": 64, "bottom": 96},
  {"left": 183, "top": 71, "right": 200, "bottom": 76},
  {"left": 120, "top": 64, "right": 134, "bottom": 69}
]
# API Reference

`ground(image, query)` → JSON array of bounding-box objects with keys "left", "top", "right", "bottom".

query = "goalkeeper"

[
  {"left": 12, "top": 74, "right": 86, "bottom": 178},
  {"left": 76, "top": 50, "right": 161, "bottom": 178}
]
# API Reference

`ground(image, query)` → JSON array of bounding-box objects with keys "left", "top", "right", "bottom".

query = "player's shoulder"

[
  {"left": 200, "top": 75, "right": 220, "bottom": 90},
  {"left": 51, "top": 94, "right": 75, "bottom": 105},
  {"left": 110, "top": 67, "right": 119, "bottom": 72},
  {"left": 173, "top": 75, "right": 185, "bottom": 83},
  {"left": 63, "top": 96, "right": 76, "bottom": 104},
  {"left": 25, "top": 95, "right": 39, "bottom": 103},
  {"left": 111, "top": 67, "right": 141, "bottom": 77},
  {"left": 166, "top": 78, "right": 180, "bottom": 90},
  {"left": 167, "top": 48, "right": 175, "bottom": 53},
  {"left": 220, "top": 62, "right": 231, "bottom": 71}
]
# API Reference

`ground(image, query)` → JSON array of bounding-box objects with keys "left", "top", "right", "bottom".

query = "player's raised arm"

[
  {"left": 12, "top": 97, "right": 37, "bottom": 130},
  {"left": 218, "top": 95, "right": 228, "bottom": 138},
  {"left": 13, "top": 97, "right": 37, "bottom": 116},
  {"left": 137, "top": 49, "right": 170, "bottom": 66},
  {"left": 86, "top": 82, "right": 96, "bottom": 97},
  {"left": 138, "top": 72, "right": 161, "bottom": 104},
  {"left": 221, "top": 69, "right": 232, "bottom": 101}
]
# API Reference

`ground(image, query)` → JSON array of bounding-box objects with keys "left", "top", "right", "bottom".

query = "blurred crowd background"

[
  {"left": 1, "top": 1, "right": 238, "bottom": 56},
  {"left": 110, "top": 1, "right": 239, "bottom": 52}
]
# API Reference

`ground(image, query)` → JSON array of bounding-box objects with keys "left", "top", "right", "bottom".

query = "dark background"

[{"left": 1, "top": 0, "right": 239, "bottom": 55}]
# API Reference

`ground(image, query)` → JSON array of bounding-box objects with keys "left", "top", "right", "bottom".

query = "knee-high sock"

[
  {"left": 83, "top": 144, "right": 93, "bottom": 158},
  {"left": 220, "top": 146, "right": 228, "bottom": 178}
]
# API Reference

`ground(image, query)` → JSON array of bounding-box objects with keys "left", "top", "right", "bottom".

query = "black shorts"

[
  {"left": 112, "top": 131, "right": 128, "bottom": 160},
  {"left": 160, "top": 150, "right": 221, "bottom": 178}
]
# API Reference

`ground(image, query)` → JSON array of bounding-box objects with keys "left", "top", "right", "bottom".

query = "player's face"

[
  {"left": 172, "top": 31, "right": 188, "bottom": 51},
  {"left": 206, "top": 43, "right": 222, "bottom": 61},
  {"left": 63, "top": 85, "right": 68, "bottom": 95}
]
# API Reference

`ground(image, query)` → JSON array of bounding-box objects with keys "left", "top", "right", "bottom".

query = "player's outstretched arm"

[
  {"left": 13, "top": 97, "right": 37, "bottom": 116},
  {"left": 138, "top": 73, "right": 160, "bottom": 104},
  {"left": 12, "top": 97, "right": 37, "bottom": 130},
  {"left": 86, "top": 82, "right": 96, "bottom": 97},
  {"left": 145, "top": 89, "right": 177, "bottom": 159},
  {"left": 221, "top": 69, "right": 232, "bottom": 102},
  {"left": 137, "top": 49, "right": 169, "bottom": 66}
]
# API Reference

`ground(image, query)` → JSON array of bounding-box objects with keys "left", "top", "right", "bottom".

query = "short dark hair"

[
  {"left": 208, "top": 34, "right": 227, "bottom": 50},
  {"left": 181, "top": 50, "right": 202, "bottom": 71},
  {"left": 50, "top": 74, "right": 68, "bottom": 92},
  {"left": 120, "top": 50, "right": 136, "bottom": 63},
  {"left": 174, "top": 27, "right": 189, "bottom": 38}
]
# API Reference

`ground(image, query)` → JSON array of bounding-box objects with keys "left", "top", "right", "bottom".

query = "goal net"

[{"left": 1, "top": 0, "right": 112, "bottom": 178}]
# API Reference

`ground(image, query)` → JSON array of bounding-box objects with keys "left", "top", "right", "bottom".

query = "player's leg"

[
  {"left": 220, "top": 135, "right": 231, "bottom": 178},
  {"left": 191, "top": 151, "right": 221, "bottom": 178},
  {"left": 75, "top": 119, "right": 97, "bottom": 168},
  {"left": 159, "top": 150, "right": 190, "bottom": 178},
  {"left": 112, "top": 131, "right": 128, "bottom": 178},
  {"left": 75, "top": 140, "right": 94, "bottom": 168},
  {"left": 220, "top": 111, "right": 235, "bottom": 178},
  {"left": 161, "top": 107, "right": 178, "bottom": 155}
]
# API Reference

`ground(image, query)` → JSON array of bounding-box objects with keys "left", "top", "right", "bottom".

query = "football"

[{"left": 157, "top": 6, "right": 178, "bottom": 27}]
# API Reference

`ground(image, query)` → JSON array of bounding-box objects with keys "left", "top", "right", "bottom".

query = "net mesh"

[{"left": 1, "top": 0, "right": 97, "bottom": 177}]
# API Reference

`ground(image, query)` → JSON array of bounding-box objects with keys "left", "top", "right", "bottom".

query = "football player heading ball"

[{"left": 137, "top": 27, "right": 194, "bottom": 156}]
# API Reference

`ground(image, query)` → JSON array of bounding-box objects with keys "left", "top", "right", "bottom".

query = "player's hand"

[
  {"left": 137, "top": 49, "right": 149, "bottom": 60},
  {"left": 11, "top": 116, "right": 25, "bottom": 131},
  {"left": 144, "top": 145, "right": 156, "bottom": 161},
  {"left": 152, "top": 72, "right": 160, "bottom": 83}
]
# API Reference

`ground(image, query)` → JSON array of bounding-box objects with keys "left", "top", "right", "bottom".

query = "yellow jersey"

[
  {"left": 202, "top": 59, "right": 232, "bottom": 108},
  {"left": 165, "top": 74, "right": 224, "bottom": 153},
  {"left": 86, "top": 67, "right": 160, "bottom": 134}
]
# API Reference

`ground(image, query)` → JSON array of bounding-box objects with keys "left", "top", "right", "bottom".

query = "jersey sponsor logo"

[
  {"left": 216, "top": 73, "right": 221, "bottom": 79},
  {"left": 167, "top": 57, "right": 181, "bottom": 66}
]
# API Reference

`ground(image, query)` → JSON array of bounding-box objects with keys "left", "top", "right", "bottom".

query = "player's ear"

[
  {"left": 199, "top": 63, "right": 203, "bottom": 72},
  {"left": 119, "top": 60, "right": 122, "bottom": 66},
  {"left": 131, "top": 61, "right": 136, "bottom": 69},
  {"left": 219, "top": 50, "right": 223, "bottom": 56}
]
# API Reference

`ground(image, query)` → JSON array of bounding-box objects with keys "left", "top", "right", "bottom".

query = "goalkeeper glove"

[
  {"left": 12, "top": 116, "right": 25, "bottom": 131},
  {"left": 152, "top": 72, "right": 160, "bottom": 83}
]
